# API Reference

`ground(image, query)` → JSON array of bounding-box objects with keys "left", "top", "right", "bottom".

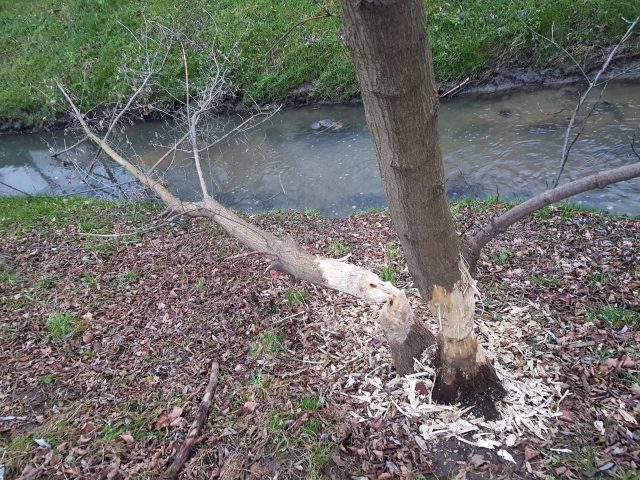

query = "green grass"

[
  {"left": 0, "top": 196, "right": 115, "bottom": 232},
  {"left": 0, "top": 0, "right": 637, "bottom": 127},
  {"left": 299, "top": 394, "right": 322, "bottom": 411},
  {"left": 283, "top": 288, "right": 310, "bottom": 307},
  {"left": 3, "top": 420, "right": 70, "bottom": 476},
  {"left": 249, "top": 329, "right": 284, "bottom": 356},
  {"left": 496, "top": 248, "right": 515, "bottom": 264},
  {"left": 329, "top": 238, "right": 348, "bottom": 255},
  {"left": 46, "top": 311, "right": 82, "bottom": 341},
  {"left": 587, "top": 305, "right": 640, "bottom": 327}
]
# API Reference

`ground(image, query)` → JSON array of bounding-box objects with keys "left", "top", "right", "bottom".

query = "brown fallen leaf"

[{"left": 524, "top": 446, "right": 540, "bottom": 461}]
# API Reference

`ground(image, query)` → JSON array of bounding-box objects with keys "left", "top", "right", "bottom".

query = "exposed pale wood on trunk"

[{"left": 340, "top": 0, "right": 505, "bottom": 411}]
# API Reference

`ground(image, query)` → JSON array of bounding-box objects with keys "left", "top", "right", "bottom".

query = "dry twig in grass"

[{"left": 163, "top": 361, "right": 220, "bottom": 479}]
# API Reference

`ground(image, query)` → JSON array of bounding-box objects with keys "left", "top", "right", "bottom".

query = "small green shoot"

[
  {"left": 329, "top": 238, "right": 348, "bottom": 255},
  {"left": 379, "top": 265, "right": 397, "bottom": 282},
  {"left": 46, "top": 311, "right": 81, "bottom": 341},
  {"left": 249, "top": 329, "right": 284, "bottom": 356},
  {"left": 283, "top": 288, "right": 309, "bottom": 307}
]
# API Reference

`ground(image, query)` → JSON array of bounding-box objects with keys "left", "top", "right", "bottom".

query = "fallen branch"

[{"left": 163, "top": 362, "right": 220, "bottom": 479}]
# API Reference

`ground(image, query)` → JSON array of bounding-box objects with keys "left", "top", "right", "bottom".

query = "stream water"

[{"left": 1, "top": 81, "right": 639, "bottom": 217}]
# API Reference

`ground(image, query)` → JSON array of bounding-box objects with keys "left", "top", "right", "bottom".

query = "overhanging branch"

[{"left": 468, "top": 161, "right": 640, "bottom": 260}]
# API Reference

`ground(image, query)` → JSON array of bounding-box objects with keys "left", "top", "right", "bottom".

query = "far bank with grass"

[{"left": 1, "top": 0, "right": 639, "bottom": 130}]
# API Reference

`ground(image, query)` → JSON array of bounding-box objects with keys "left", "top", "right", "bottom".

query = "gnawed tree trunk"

[
  {"left": 340, "top": 0, "right": 505, "bottom": 417},
  {"left": 57, "top": 83, "right": 435, "bottom": 363}
]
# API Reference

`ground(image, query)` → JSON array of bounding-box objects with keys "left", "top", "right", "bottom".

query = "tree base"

[
  {"left": 432, "top": 335, "right": 506, "bottom": 420},
  {"left": 388, "top": 320, "right": 436, "bottom": 375}
]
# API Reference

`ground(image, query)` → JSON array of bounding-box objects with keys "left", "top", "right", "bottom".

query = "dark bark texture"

[{"left": 340, "top": 0, "right": 461, "bottom": 302}]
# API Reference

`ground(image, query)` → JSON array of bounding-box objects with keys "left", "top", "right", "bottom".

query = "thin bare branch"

[
  {"left": 49, "top": 136, "right": 88, "bottom": 158},
  {"left": 552, "top": 16, "right": 639, "bottom": 187},
  {"left": 468, "top": 161, "right": 640, "bottom": 260},
  {"left": 163, "top": 362, "right": 219, "bottom": 479}
]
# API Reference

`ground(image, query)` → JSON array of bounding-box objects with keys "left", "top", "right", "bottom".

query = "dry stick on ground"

[
  {"left": 163, "top": 362, "right": 220, "bottom": 479},
  {"left": 550, "top": 16, "right": 639, "bottom": 187}
]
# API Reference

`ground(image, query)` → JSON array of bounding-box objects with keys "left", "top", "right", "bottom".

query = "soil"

[{"left": 1, "top": 202, "right": 639, "bottom": 479}]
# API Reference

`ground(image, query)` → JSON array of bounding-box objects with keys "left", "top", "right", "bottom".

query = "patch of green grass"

[
  {"left": 302, "top": 419, "right": 321, "bottom": 434},
  {"left": 3, "top": 291, "right": 37, "bottom": 310},
  {"left": 299, "top": 394, "right": 322, "bottom": 411},
  {"left": 305, "top": 442, "right": 332, "bottom": 478},
  {"left": 249, "top": 329, "right": 284, "bottom": 356},
  {"left": 195, "top": 278, "right": 206, "bottom": 289},
  {"left": 533, "top": 206, "right": 552, "bottom": 220},
  {"left": 3, "top": 420, "right": 70, "bottom": 476},
  {"left": 496, "top": 248, "right": 515, "bottom": 264},
  {"left": 329, "top": 238, "right": 348, "bottom": 255},
  {"left": 379, "top": 264, "right": 397, "bottom": 283},
  {"left": 0, "top": 196, "right": 114, "bottom": 231},
  {"left": 35, "top": 276, "right": 57, "bottom": 289},
  {"left": 618, "top": 370, "right": 640, "bottom": 385},
  {"left": 38, "top": 374, "right": 58, "bottom": 385},
  {"left": 0, "top": 262, "right": 18, "bottom": 284},
  {"left": 1, "top": 1, "right": 637, "bottom": 126},
  {"left": 588, "top": 305, "right": 640, "bottom": 327},
  {"left": 587, "top": 271, "right": 610, "bottom": 287},
  {"left": 124, "top": 270, "right": 139, "bottom": 283},
  {"left": 379, "top": 245, "right": 399, "bottom": 282},
  {"left": 99, "top": 412, "right": 156, "bottom": 441},
  {"left": 46, "top": 311, "right": 82, "bottom": 341},
  {"left": 283, "top": 288, "right": 310, "bottom": 307}
]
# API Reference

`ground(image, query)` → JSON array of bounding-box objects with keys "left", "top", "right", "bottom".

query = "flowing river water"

[{"left": 1, "top": 81, "right": 639, "bottom": 216}]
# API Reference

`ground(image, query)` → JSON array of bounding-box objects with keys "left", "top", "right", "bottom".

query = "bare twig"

[
  {"left": 0, "top": 180, "right": 33, "bottom": 196},
  {"left": 49, "top": 136, "right": 88, "bottom": 158},
  {"left": 440, "top": 77, "right": 470, "bottom": 98},
  {"left": 552, "top": 16, "right": 639, "bottom": 187},
  {"left": 163, "top": 362, "right": 220, "bottom": 479}
]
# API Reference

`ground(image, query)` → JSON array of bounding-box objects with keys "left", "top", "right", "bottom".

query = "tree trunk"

[{"left": 340, "top": 0, "right": 505, "bottom": 417}]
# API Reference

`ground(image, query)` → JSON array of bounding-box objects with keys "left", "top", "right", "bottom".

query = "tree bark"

[
  {"left": 467, "top": 161, "right": 640, "bottom": 263},
  {"left": 57, "top": 83, "right": 435, "bottom": 368},
  {"left": 340, "top": 0, "right": 505, "bottom": 415}
]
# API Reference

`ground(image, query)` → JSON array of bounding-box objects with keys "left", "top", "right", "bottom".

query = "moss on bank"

[{"left": 1, "top": 0, "right": 638, "bottom": 128}]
